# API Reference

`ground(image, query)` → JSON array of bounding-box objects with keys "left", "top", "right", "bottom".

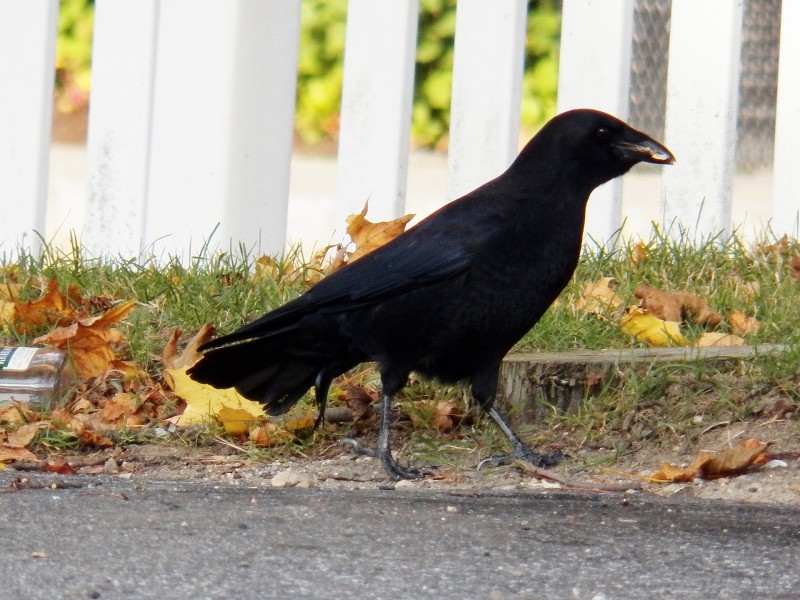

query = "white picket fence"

[{"left": 2, "top": 0, "right": 800, "bottom": 260}]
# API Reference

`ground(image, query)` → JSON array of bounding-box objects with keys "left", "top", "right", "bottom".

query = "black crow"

[{"left": 189, "top": 109, "right": 674, "bottom": 480}]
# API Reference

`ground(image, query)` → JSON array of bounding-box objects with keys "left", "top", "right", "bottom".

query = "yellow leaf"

[
  {"left": 346, "top": 202, "right": 415, "bottom": 262},
  {"left": 0, "top": 300, "right": 15, "bottom": 333},
  {"left": 619, "top": 306, "right": 690, "bottom": 347},
  {"left": 573, "top": 277, "right": 623, "bottom": 317},
  {"left": 165, "top": 366, "right": 264, "bottom": 434},
  {"left": 696, "top": 332, "right": 746, "bottom": 347}
]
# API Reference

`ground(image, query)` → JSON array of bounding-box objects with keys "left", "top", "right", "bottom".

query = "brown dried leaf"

[
  {"left": 0, "top": 445, "right": 39, "bottom": 462},
  {"left": 5, "top": 422, "right": 47, "bottom": 448},
  {"left": 634, "top": 284, "right": 722, "bottom": 328},
  {"left": 13, "top": 280, "right": 78, "bottom": 334},
  {"left": 650, "top": 438, "right": 770, "bottom": 482},
  {"left": 792, "top": 256, "right": 800, "bottom": 281},
  {"left": 728, "top": 310, "right": 762, "bottom": 336},
  {"left": 34, "top": 300, "right": 137, "bottom": 380},
  {"left": 162, "top": 324, "right": 215, "bottom": 370},
  {"left": 431, "top": 400, "right": 464, "bottom": 432},
  {"left": 346, "top": 202, "right": 415, "bottom": 263},
  {"left": 42, "top": 457, "right": 77, "bottom": 475}
]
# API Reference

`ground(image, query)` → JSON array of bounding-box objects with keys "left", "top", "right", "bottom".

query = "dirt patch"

[{"left": 21, "top": 416, "right": 797, "bottom": 506}]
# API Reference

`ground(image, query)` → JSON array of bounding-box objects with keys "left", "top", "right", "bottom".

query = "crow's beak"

[{"left": 616, "top": 137, "right": 675, "bottom": 165}]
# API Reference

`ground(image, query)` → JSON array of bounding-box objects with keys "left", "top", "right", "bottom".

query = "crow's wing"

[{"left": 201, "top": 197, "right": 503, "bottom": 350}]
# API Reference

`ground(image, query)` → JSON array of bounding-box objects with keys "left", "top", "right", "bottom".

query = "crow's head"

[{"left": 523, "top": 108, "right": 674, "bottom": 192}]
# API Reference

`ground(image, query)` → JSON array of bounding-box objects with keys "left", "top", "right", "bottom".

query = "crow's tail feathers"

[{"left": 187, "top": 337, "right": 326, "bottom": 415}]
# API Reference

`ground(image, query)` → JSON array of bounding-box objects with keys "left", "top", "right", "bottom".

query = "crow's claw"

[
  {"left": 341, "top": 438, "right": 423, "bottom": 481},
  {"left": 477, "top": 448, "right": 566, "bottom": 471}
]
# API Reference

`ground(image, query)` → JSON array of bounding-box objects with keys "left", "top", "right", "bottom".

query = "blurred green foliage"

[
  {"left": 57, "top": 0, "right": 560, "bottom": 148},
  {"left": 55, "top": 0, "right": 93, "bottom": 112}
]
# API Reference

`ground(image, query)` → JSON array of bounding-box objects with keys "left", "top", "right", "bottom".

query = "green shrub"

[
  {"left": 56, "top": 0, "right": 561, "bottom": 148},
  {"left": 55, "top": 0, "right": 94, "bottom": 112}
]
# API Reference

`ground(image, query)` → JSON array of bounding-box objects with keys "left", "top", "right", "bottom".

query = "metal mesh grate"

[{"left": 627, "top": 0, "right": 781, "bottom": 170}]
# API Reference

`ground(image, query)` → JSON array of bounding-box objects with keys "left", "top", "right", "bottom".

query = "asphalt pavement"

[{"left": 1, "top": 472, "right": 798, "bottom": 599}]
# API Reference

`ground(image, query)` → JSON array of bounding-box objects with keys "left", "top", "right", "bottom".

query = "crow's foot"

[
  {"left": 477, "top": 447, "right": 566, "bottom": 471},
  {"left": 341, "top": 438, "right": 423, "bottom": 480}
]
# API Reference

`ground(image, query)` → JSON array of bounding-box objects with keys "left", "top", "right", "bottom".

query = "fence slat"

[
  {"left": 445, "top": 0, "right": 527, "bottom": 201},
  {"left": 87, "top": 0, "right": 300, "bottom": 260},
  {"left": 335, "top": 0, "right": 419, "bottom": 225},
  {"left": 84, "top": 0, "right": 160, "bottom": 258},
  {"left": 0, "top": 0, "right": 58, "bottom": 255},
  {"left": 558, "top": 0, "right": 634, "bottom": 246},
  {"left": 772, "top": 0, "right": 800, "bottom": 236},
  {"left": 661, "top": 0, "right": 744, "bottom": 240}
]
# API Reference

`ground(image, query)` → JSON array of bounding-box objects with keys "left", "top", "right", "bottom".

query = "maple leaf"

[
  {"left": 162, "top": 327, "right": 264, "bottom": 434},
  {"left": 33, "top": 300, "right": 137, "bottom": 380},
  {"left": 13, "top": 279, "right": 78, "bottom": 334},
  {"left": 346, "top": 202, "right": 415, "bottom": 263}
]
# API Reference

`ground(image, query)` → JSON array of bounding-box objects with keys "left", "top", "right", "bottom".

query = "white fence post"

[
  {"left": 84, "top": 0, "right": 160, "bottom": 258},
  {"left": 445, "top": 0, "right": 527, "bottom": 201},
  {"left": 557, "top": 0, "right": 634, "bottom": 246},
  {"left": 0, "top": 0, "right": 58, "bottom": 255},
  {"left": 335, "top": 0, "right": 419, "bottom": 225},
  {"left": 772, "top": 0, "right": 800, "bottom": 236},
  {"left": 661, "top": 0, "right": 744, "bottom": 240},
  {"left": 85, "top": 0, "right": 300, "bottom": 260}
]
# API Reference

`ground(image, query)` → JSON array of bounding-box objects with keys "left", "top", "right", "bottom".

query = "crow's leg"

[
  {"left": 477, "top": 405, "right": 564, "bottom": 469},
  {"left": 470, "top": 365, "right": 564, "bottom": 470},
  {"left": 342, "top": 369, "right": 421, "bottom": 480},
  {"left": 313, "top": 369, "right": 333, "bottom": 430}
]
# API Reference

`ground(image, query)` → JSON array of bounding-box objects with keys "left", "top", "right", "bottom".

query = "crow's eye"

[{"left": 596, "top": 127, "right": 611, "bottom": 140}]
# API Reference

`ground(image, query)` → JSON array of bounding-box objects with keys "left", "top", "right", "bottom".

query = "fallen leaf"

[
  {"left": 792, "top": 256, "right": 800, "bottom": 281},
  {"left": 650, "top": 438, "right": 770, "bottom": 482},
  {"left": 346, "top": 202, "right": 415, "bottom": 262},
  {"left": 728, "top": 310, "right": 762, "bottom": 337},
  {"left": 431, "top": 400, "right": 465, "bottom": 432},
  {"left": 5, "top": 422, "right": 47, "bottom": 448},
  {"left": 13, "top": 280, "right": 77, "bottom": 334},
  {"left": 163, "top": 328, "right": 264, "bottom": 434},
  {"left": 0, "top": 445, "right": 38, "bottom": 462},
  {"left": 42, "top": 457, "right": 77, "bottom": 475},
  {"left": 33, "top": 300, "right": 137, "bottom": 380},
  {"left": 619, "top": 306, "right": 690, "bottom": 347},
  {"left": 249, "top": 423, "right": 292, "bottom": 446},
  {"left": 0, "top": 402, "right": 38, "bottom": 424},
  {"left": 634, "top": 284, "right": 722, "bottom": 328},
  {"left": 574, "top": 277, "right": 623, "bottom": 317},
  {"left": 630, "top": 242, "right": 648, "bottom": 267},
  {"left": 696, "top": 332, "right": 747, "bottom": 347}
]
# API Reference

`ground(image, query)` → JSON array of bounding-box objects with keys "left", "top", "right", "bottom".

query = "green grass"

[{"left": 2, "top": 228, "right": 799, "bottom": 462}]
